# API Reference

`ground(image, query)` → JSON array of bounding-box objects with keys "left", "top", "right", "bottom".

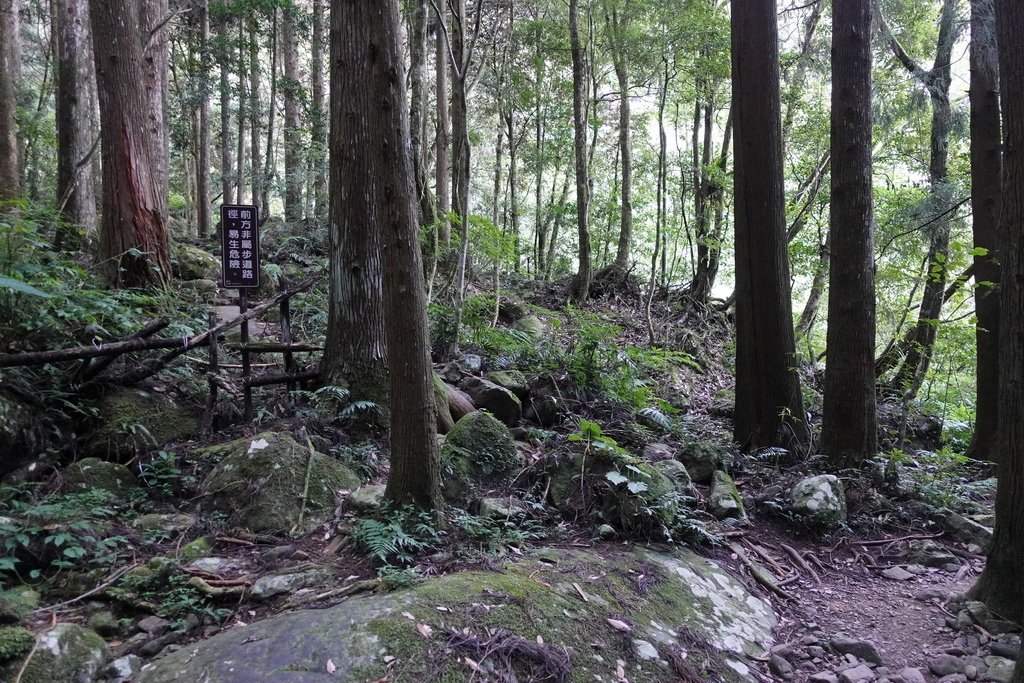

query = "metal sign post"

[{"left": 221, "top": 205, "right": 260, "bottom": 420}]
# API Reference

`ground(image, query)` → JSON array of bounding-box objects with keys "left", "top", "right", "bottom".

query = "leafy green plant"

[
  {"left": 352, "top": 504, "right": 445, "bottom": 566},
  {"left": 139, "top": 450, "right": 196, "bottom": 497},
  {"left": 452, "top": 512, "right": 546, "bottom": 556}
]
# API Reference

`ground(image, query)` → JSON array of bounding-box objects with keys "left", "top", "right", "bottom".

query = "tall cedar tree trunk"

[
  {"left": 730, "top": 0, "right": 809, "bottom": 455},
  {"left": 969, "top": 0, "right": 1024, "bottom": 638},
  {"left": 365, "top": 0, "right": 441, "bottom": 509},
  {"left": 447, "top": 0, "right": 471, "bottom": 356},
  {"left": 219, "top": 13, "right": 232, "bottom": 215},
  {"left": 248, "top": 25, "right": 261, "bottom": 217},
  {"left": 568, "top": 0, "right": 591, "bottom": 303},
  {"left": 606, "top": 3, "right": 632, "bottom": 271},
  {"left": 0, "top": 0, "right": 21, "bottom": 201},
  {"left": 54, "top": 0, "right": 97, "bottom": 243},
  {"left": 310, "top": 0, "right": 327, "bottom": 221},
  {"left": 435, "top": 5, "right": 450, "bottom": 243},
  {"left": 90, "top": 0, "right": 171, "bottom": 287},
  {"left": 283, "top": 5, "right": 302, "bottom": 221},
  {"left": 140, "top": 0, "right": 169, "bottom": 224},
  {"left": 532, "top": 16, "right": 545, "bottom": 276},
  {"left": 322, "top": 0, "right": 388, "bottom": 409},
  {"left": 235, "top": 19, "right": 245, "bottom": 205},
  {"left": 966, "top": 0, "right": 1002, "bottom": 461},
  {"left": 408, "top": 0, "right": 435, "bottom": 228},
  {"left": 261, "top": 10, "right": 277, "bottom": 215},
  {"left": 822, "top": 0, "right": 878, "bottom": 467},
  {"left": 196, "top": 0, "right": 211, "bottom": 237},
  {"left": 876, "top": 0, "right": 960, "bottom": 398}
]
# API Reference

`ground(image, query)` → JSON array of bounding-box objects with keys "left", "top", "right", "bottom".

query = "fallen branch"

[
  {"left": 281, "top": 579, "right": 380, "bottom": 609},
  {"left": 32, "top": 563, "right": 139, "bottom": 613},
  {"left": 853, "top": 532, "right": 944, "bottom": 547},
  {"left": 78, "top": 317, "right": 170, "bottom": 382},
  {"left": 188, "top": 576, "right": 246, "bottom": 597}
]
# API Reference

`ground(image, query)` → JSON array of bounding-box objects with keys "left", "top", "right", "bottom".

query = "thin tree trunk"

[
  {"left": 730, "top": 0, "right": 809, "bottom": 455},
  {"left": 197, "top": 0, "right": 211, "bottom": 237},
  {"left": 90, "top": 0, "right": 170, "bottom": 287},
  {"left": 283, "top": 4, "right": 302, "bottom": 221},
  {"left": 435, "top": 4, "right": 450, "bottom": 243},
  {"left": 409, "top": 0, "right": 435, "bottom": 227},
  {"left": 0, "top": 0, "right": 22, "bottom": 201},
  {"left": 506, "top": 110, "right": 520, "bottom": 272},
  {"left": 261, "top": 9, "right": 277, "bottom": 215},
  {"left": 822, "top": 0, "right": 878, "bottom": 468},
  {"left": 235, "top": 19, "right": 245, "bottom": 205},
  {"left": 492, "top": 124, "right": 503, "bottom": 228},
  {"left": 248, "top": 23, "right": 262, "bottom": 217},
  {"left": 310, "top": 0, "right": 327, "bottom": 221},
  {"left": 219, "top": 13, "right": 233, "bottom": 216},
  {"left": 607, "top": 3, "right": 632, "bottom": 271},
  {"left": 966, "top": 0, "right": 1002, "bottom": 462},
  {"left": 532, "top": 16, "right": 545, "bottom": 275},
  {"left": 795, "top": 230, "right": 830, "bottom": 340},
  {"left": 53, "top": 0, "right": 97, "bottom": 243},
  {"left": 568, "top": 0, "right": 591, "bottom": 303}
]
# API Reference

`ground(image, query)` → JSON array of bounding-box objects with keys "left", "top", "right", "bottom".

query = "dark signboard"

[{"left": 221, "top": 204, "right": 260, "bottom": 289}]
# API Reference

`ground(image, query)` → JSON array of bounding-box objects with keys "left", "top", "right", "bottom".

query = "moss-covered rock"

[
  {"left": 2, "top": 623, "right": 109, "bottom": 683},
  {"left": 439, "top": 411, "right": 520, "bottom": 500},
  {"left": 652, "top": 459, "right": 695, "bottom": 498},
  {"left": 176, "top": 278, "right": 218, "bottom": 300},
  {"left": 177, "top": 537, "right": 214, "bottom": 562},
  {"left": 85, "top": 388, "right": 199, "bottom": 460},
  {"left": 485, "top": 370, "right": 530, "bottom": 400},
  {"left": 457, "top": 377, "right": 522, "bottom": 426},
  {"left": 137, "top": 546, "right": 775, "bottom": 683},
  {"left": 788, "top": 474, "right": 846, "bottom": 527},
  {"left": 0, "top": 586, "right": 39, "bottom": 623},
  {"left": 677, "top": 440, "right": 726, "bottom": 485},
  {"left": 171, "top": 243, "right": 220, "bottom": 281},
  {"left": 513, "top": 314, "right": 546, "bottom": 340},
  {"left": 347, "top": 485, "right": 386, "bottom": 512},
  {"left": 549, "top": 450, "right": 679, "bottom": 537},
  {"left": 64, "top": 458, "right": 139, "bottom": 495},
  {"left": 198, "top": 432, "right": 361, "bottom": 534},
  {"left": 0, "top": 626, "right": 34, "bottom": 661},
  {"left": 709, "top": 470, "right": 745, "bottom": 520},
  {"left": 0, "top": 392, "right": 57, "bottom": 476}
]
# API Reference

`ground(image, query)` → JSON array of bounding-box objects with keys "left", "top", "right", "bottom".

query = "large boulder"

[
  {"left": 138, "top": 546, "right": 775, "bottom": 683},
  {"left": 64, "top": 458, "right": 139, "bottom": 495},
  {"left": 789, "top": 474, "right": 846, "bottom": 527},
  {"left": 171, "top": 243, "right": 220, "bottom": 281},
  {"left": 85, "top": 388, "right": 199, "bottom": 460},
  {"left": 198, "top": 432, "right": 361, "bottom": 534},
  {"left": 485, "top": 370, "right": 529, "bottom": 400},
  {"left": 1, "top": 623, "right": 109, "bottom": 683},
  {"left": 457, "top": 377, "right": 521, "bottom": 426},
  {"left": 513, "top": 314, "right": 546, "bottom": 340},
  {"left": 0, "top": 392, "right": 57, "bottom": 475},
  {"left": 523, "top": 373, "right": 572, "bottom": 428},
  {"left": 439, "top": 411, "right": 520, "bottom": 500}
]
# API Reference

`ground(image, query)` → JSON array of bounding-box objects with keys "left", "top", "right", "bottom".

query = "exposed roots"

[{"left": 436, "top": 627, "right": 572, "bottom": 682}]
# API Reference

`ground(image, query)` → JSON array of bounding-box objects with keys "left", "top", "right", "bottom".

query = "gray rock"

[
  {"left": 895, "top": 667, "right": 927, "bottom": 683},
  {"left": 983, "top": 656, "right": 1016, "bottom": 682},
  {"left": 943, "top": 511, "right": 993, "bottom": 551},
  {"left": 86, "top": 609, "right": 120, "bottom": 637},
  {"left": 632, "top": 639, "right": 660, "bottom": 661},
  {"left": 347, "top": 485, "right": 386, "bottom": 512},
  {"left": 137, "top": 616, "right": 171, "bottom": 636},
  {"left": 477, "top": 497, "right": 527, "bottom": 519},
  {"left": 936, "top": 676, "right": 968, "bottom": 683},
  {"left": 250, "top": 570, "right": 329, "bottom": 602},
  {"left": 906, "top": 540, "right": 957, "bottom": 568},
  {"left": 676, "top": 441, "right": 724, "bottom": 484},
  {"left": 512, "top": 315, "right": 545, "bottom": 340},
  {"left": 770, "top": 653, "right": 795, "bottom": 679},
  {"left": 929, "top": 653, "right": 967, "bottom": 677},
  {"left": 103, "top": 654, "right": 143, "bottom": 682},
  {"left": 914, "top": 587, "right": 948, "bottom": 601},
  {"left": 131, "top": 514, "right": 197, "bottom": 535},
  {"left": 485, "top": 370, "right": 529, "bottom": 400},
  {"left": 184, "top": 557, "right": 233, "bottom": 575},
  {"left": 1, "top": 623, "right": 109, "bottom": 683},
  {"left": 652, "top": 459, "right": 695, "bottom": 498},
  {"left": 709, "top": 470, "right": 745, "bottom": 520},
  {"left": 643, "top": 443, "right": 674, "bottom": 461},
  {"left": 839, "top": 663, "right": 876, "bottom": 683},
  {"left": 64, "top": 458, "right": 139, "bottom": 495},
  {"left": 832, "top": 635, "right": 883, "bottom": 665},
  {"left": 881, "top": 566, "right": 915, "bottom": 581},
  {"left": 458, "top": 377, "right": 522, "bottom": 426},
  {"left": 177, "top": 278, "right": 218, "bottom": 299},
  {"left": 597, "top": 524, "right": 616, "bottom": 539},
  {"left": 989, "top": 641, "right": 1019, "bottom": 660},
  {"left": 810, "top": 674, "right": 840, "bottom": 683},
  {"left": 790, "top": 474, "right": 847, "bottom": 526}
]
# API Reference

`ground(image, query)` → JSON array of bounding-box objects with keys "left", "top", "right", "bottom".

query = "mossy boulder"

[
  {"left": 709, "top": 470, "right": 745, "bottom": 520},
  {"left": 198, "top": 432, "right": 361, "bottom": 534},
  {"left": 64, "top": 458, "right": 139, "bottom": 495},
  {"left": 85, "top": 388, "right": 199, "bottom": 460},
  {"left": 677, "top": 440, "right": 726, "bottom": 485},
  {"left": 347, "top": 485, "right": 386, "bottom": 512},
  {"left": 0, "top": 586, "right": 39, "bottom": 623},
  {"left": 137, "top": 546, "right": 775, "bottom": 683},
  {"left": 0, "top": 392, "right": 57, "bottom": 476},
  {"left": 0, "top": 626, "right": 34, "bottom": 662},
  {"left": 652, "top": 459, "right": 695, "bottom": 498},
  {"left": 1, "top": 623, "right": 109, "bottom": 683},
  {"left": 171, "top": 243, "right": 220, "bottom": 281},
  {"left": 513, "top": 314, "right": 546, "bottom": 340},
  {"left": 485, "top": 370, "right": 530, "bottom": 400},
  {"left": 439, "top": 411, "right": 520, "bottom": 500},
  {"left": 176, "top": 278, "right": 218, "bottom": 300},
  {"left": 788, "top": 474, "right": 846, "bottom": 527},
  {"left": 178, "top": 537, "right": 214, "bottom": 562},
  {"left": 457, "top": 377, "right": 522, "bottom": 426},
  {"left": 550, "top": 451, "right": 679, "bottom": 537}
]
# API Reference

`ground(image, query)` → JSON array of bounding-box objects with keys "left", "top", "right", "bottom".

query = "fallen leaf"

[
  {"left": 572, "top": 582, "right": 589, "bottom": 602},
  {"left": 415, "top": 623, "right": 433, "bottom": 639},
  {"left": 326, "top": 659, "right": 336, "bottom": 674},
  {"left": 606, "top": 618, "right": 632, "bottom": 633},
  {"left": 463, "top": 657, "right": 481, "bottom": 672},
  {"left": 436, "top": 605, "right": 450, "bottom": 612},
  {"left": 401, "top": 611, "right": 415, "bottom": 621},
  {"left": 536, "top": 635, "right": 544, "bottom": 645},
  {"left": 615, "top": 661, "right": 627, "bottom": 680},
  {"left": 383, "top": 655, "right": 395, "bottom": 665}
]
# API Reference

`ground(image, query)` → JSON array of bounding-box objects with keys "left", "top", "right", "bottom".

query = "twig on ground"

[{"left": 32, "top": 563, "right": 139, "bottom": 613}]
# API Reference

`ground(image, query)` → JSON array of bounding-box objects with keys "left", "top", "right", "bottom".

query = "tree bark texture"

[
  {"left": 822, "top": 0, "right": 878, "bottom": 468},
  {"left": 310, "top": 0, "right": 327, "bottom": 221},
  {"left": 90, "top": 0, "right": 171, "bottom": 287},
  {"left": 361, "top": 0, "right": 441, "bottom": 510},
  {"left": 970, "top": 0, "right": 1024, "bottom": 637},
  {"left": 409, "top": 0, "right": 435, "bottom": 228},
  {"left": 323, "top": 0, "right": 388, "bottom": 408},
  {"left": 197, "top": 0, "right": 211, "bottom": 237},
  {"left": 0, "top": 0, "right": 21, "bottom": 201},
  {"left": 139, "top": 0, "right": 169, "bottom": 221},
  {"left": 568, "top": 0, "right": 591, "bottom": 303},
  {"left": 54, "top": 0, "right": 97, "bottom": 241},
  {"left": 435, "top": 5, "right": 450, "bottom": 243},
  {"left": 283, "top": 4, "right": 302, "bottom": 221},
  {"left": 730, "top": 0, "right": 809, "bottom": 455},
  {"left": 607, "top": 4, "right": 632, "bottom": 271},
  {"left": 966, "top": 0, "right": 1002, "bottom": 462}
]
